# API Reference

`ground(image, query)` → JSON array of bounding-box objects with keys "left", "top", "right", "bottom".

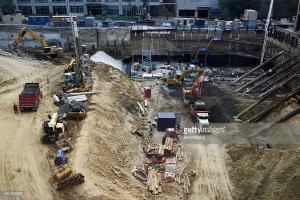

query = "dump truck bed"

[{"left": 19, "top": 83, "right": 41, "bottom": 111}]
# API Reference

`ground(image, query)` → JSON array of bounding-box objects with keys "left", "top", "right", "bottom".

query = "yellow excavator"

[
  {"left": 9, "top": 27, "right": 63, "bottom": 57},
  {"left": 166, "top": 69, "right": 204, "bottom": 86}
]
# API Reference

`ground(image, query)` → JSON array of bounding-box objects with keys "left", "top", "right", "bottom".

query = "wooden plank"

[{"left": 137, "top": 101, "right": 145, "bottom": 116}]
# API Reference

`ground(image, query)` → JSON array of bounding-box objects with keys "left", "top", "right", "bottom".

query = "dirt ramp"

[{"left": 67, "top": 63, "right": 148, "bottom": 199}]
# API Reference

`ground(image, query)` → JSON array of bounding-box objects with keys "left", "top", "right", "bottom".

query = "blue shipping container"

[
  {"left": 194, "top": 19, "right": 205, "bottom": 28},
  {"left": 157, "top": 112, "right": 176, "bottom": 132},
  {"left": 28, "top": 16, "right": 50, "bottom": 26},
  {"left": 246, "top": 20, "right": 257, "bottom": 29},
  {"left": 85, "top": 17, "right": 95, "bottom": 27},
  {"left": 77, "top": 21, "right": 85, "bottom": 27},
  {"left": 52, "top": 22, "right": 72, "bottom": 27}
]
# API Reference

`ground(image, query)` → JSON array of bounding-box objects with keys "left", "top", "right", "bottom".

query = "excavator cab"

[{"left": 44, "top": 47, "right": 51, "bottom": 53}]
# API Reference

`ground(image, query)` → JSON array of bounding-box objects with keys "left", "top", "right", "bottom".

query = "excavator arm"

[
  {"left": 15, "top": 27, "right": 49, "bottom": 48},
  {"left": 177, "top": 69, "right": 204, "bottom": 83},
  {"left": 10, "top": 27, "right": 63, "bottom": 57}
]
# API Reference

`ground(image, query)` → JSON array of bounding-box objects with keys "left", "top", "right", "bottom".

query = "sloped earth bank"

[
  {"left": 58, "top": 63, "right": 148, "bottom": 199},
  {"left": 226, "top": 100, "right": 300, "bottom": 200}
]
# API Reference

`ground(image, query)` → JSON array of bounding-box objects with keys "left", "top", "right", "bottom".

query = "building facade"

[{"left": 13, "top": 0, "right": 219, "bottom": 18}]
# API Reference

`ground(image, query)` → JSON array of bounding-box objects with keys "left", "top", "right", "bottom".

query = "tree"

[
  {"left": 263, "top": 0, "right": 298, "bottom": 19},
  {"left": 0, "top": 0, "right": 16, "bottom": 15},
  {"left": 218, "top": 0, "right": 261, "bottom": 18},
  {"left": 131, "top": 6, "right": 138, "bottom": 16}
]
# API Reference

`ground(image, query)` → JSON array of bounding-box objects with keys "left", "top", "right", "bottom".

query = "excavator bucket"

[{"left": 8, "top": 42, "right": 17, "bottom": 53}]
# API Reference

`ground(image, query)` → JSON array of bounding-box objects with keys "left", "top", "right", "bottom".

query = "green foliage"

[
  {"left": 131, "top": 6, "right": 138, "bottom": 15},
  {"left": 260, "top": 0, "right": 298, "bottom": 18},
  {"left": 218, "top": 0, "right": 261, "bottom": 18},
  {"left": 273, "top": 0, "right": 298, "bottom": 17},
  {"left": 0, "top": 0, "right": 16, "bottom": 15}
]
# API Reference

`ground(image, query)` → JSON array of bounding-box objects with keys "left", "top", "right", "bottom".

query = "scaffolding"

[{"left": 142, "top": 49, "right": 152, "bottom": 71}]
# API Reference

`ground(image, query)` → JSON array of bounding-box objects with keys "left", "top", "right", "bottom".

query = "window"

[
  {"left": 53, "top": 6, "right": 67, "bottom": 14},
  {"left": 106, "top": 5, "right": 118, "bottom": 15},
  {"left": 70, "top": 6, "right": 84, "bottom": 13},
  {"left": 122, "top": 5, "right": 136, "bottom": 16},
  {"left": 86, "top": 0, "right": 101, "bottom": 2},
  {"left": 122, "top": 0, "right": 134, "bottom": 2},
  {"left": 52, "top": 0, "right": 66, "bottom": 2},
  {"left": 105, "top": 0, "right": 118, "bottom": 2},
  {"left": 36, "top": 6, "right": 50, "bottom": 14},
  {"left": 18, "top": 6, "right": 32, "bottom": 15},
  {"left": 70, "top": 0, "right": 83, "bottom": 2},
  {"left": 17, "top": 0, "right": 31, "bottom": 3},
  {"left": 35, "top": 0, "right": 48, "bottom": 3}
]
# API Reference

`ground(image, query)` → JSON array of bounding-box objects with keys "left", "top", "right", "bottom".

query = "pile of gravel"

[
  {"left": 166, "top": 82, "right": 237, "bottom": 122},
  {"left": 203, "top": 95, "right": 237, "bottom": 123}
]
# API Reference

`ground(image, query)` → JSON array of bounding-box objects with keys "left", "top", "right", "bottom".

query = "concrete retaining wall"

[{"left": 1, "top": 25, "right": 294, "bottom": 59}]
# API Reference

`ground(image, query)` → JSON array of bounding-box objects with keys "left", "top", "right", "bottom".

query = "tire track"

[{"left": 0, "top": 55, "right": 57, "bottom": 200}]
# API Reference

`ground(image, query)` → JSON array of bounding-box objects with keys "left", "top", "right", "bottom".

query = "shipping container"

[
  {"left": 52, "top": 16, "right": 76, "bottom": 23},
  {"left": 247, "top": 20, "right": 257, "bottom": 29},
  {"left": 157, "top": 112, "right": 176, "bottom": 132},
  {"left": 194, "top": 19, "right": 205, "bottom": 28},
  {"left": 244, "top": 9, "right": 258, "bottom": 21},
  {"left": 84, "top": 17, "right": 95, "bottom": 27},
  {"left": 28, "top": 16, "right": 50, "bottom": 26},
  {"left": 52, "top": 22, "right": 72, "bottom": 27},
  {"left": 77, "top": 20, "right": 85, "bottom": 27},
  {"left": 144, "top": 87, "right": 151, "bottom": 98}
]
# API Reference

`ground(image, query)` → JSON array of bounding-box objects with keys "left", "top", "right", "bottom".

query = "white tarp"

[{"left": 90, "top": 51, "right": 123, "bottom": 71}]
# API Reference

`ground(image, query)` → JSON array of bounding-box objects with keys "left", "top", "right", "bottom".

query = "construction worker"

[
  {"left": 13, "top": 103, "right": 18, "bottom": 114},
  {"left": 175, "top": 125, "right": 179, "bottom": 140}
]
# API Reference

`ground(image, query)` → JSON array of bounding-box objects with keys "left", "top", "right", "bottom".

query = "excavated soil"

[{"left": 1, "top": 48, "right": 300, "bottom": 200}]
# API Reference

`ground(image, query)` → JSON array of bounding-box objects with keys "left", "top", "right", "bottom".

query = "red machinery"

[
  {"left": 182, "top": 78, "right": 202, "bottom": 106},
  {"left": 19, "top": 83, "right": 42, "bottom": 112}
]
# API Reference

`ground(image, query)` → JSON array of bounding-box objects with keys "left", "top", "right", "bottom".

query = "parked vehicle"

[
  {"left": 19, "top": 83, "right": 42, "bottom": 112},
  {"left": 41, "top": 112, "right": 66, "bottom": 144},
  {"left": 54, "top": 149, "right": 68, "bottom": 166}
]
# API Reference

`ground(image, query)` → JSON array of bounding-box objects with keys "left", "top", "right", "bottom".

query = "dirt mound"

[
  {"left": 203, "top": 95, "right": 237, "bottom": 123},
  {"left": 66, "top": 62, "right": 148, "bottom": 200},
  {"left": 227, "top": 144, "right": 300, "bottom": 200},
  {"left": 168, "top": 82, "right": 237, "bottom": 123}
]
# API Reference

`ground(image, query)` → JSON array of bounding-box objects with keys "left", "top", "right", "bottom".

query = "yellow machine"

[
  {"left": 167, "top": 69, "right": 204, "bottom": 86},
  {"left": 10, "top": 27, "right": 63, "bottom": 57}
]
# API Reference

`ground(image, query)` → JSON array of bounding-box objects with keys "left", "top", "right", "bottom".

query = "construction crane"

[
  {"left": 191, "top": 35, "right": 221, "bottom": 64},
  {"left": 9, "top": 27, "right": 63, "bottom": 57}
]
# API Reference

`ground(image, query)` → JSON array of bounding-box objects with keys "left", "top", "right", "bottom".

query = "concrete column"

[
  {"left": 83, "top": 4, "right": 88, "bottom": 15},
  {"left": 118, "top": 1, "right": 123, "bottom": 15},
  {"left": 49, "top": 0, "right": 53, "bottom": 15},
  {"left": 295, "top": 0, "right": 300, "bottom": 31},
  {"left": 31, "top": 0, "right": 37, "bottom": 15},
  {"left": 66, "top": 0, "right": 70, "bottom": 15}
]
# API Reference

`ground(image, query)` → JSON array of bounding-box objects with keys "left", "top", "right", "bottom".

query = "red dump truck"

[{"left": 19, "top": 83, "right": 42, "bottom": 112}]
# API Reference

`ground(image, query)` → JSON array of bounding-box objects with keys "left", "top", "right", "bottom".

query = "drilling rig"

[{"left": 63, "top": 16, "right": 89, "bottom": 92}]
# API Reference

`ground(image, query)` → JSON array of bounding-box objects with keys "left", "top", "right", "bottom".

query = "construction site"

[{"left": 1, "top": 4, "right": 300, "bottom": 200}]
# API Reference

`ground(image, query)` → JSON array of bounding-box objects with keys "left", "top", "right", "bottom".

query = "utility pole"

[{"left": 260, "top": 0, "right": 274, "bottom": 65}]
